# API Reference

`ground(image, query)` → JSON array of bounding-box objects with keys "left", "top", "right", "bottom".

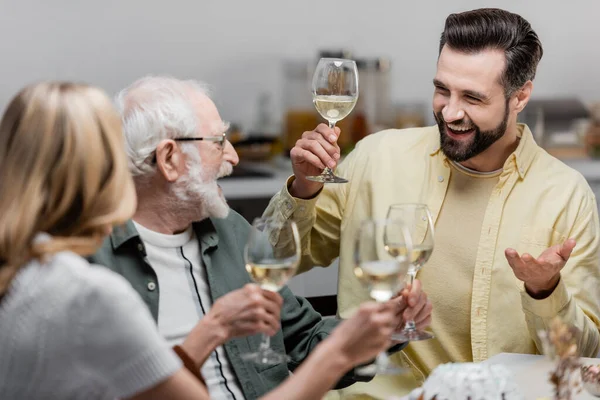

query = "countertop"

[
  {"left": 219, "top": 158, "right": 292, "bottom": 200},
  {"left": 219, "top": 157, "right": 600, "bottom": 200}
]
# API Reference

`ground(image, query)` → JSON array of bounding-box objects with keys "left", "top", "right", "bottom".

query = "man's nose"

[
  {"left": 442, "top": 99, "right": 465, "bottom": 123},
  {"left": 223, "top": 139, "right": 239, "bottom": 166}
]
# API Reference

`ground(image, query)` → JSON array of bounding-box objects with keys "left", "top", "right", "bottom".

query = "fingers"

[
  {"left": 261, "top": 288, "right": 284, "bottom": 308},
  {"left": 314, "top": 123, "right": 340, "bottom": 143},
  {"left": 403, "top": 290, "right": 428, "bottom": 322},
  {"left": 407, "top": 280, "right": 422, "bottom": 308},
  {"left": 243, "top": 304, "right": 281, "bottom": 336},
  {"left": 236, "top": 318, "right": 279, "bottom": 337},
  {"left": 559, "top": 238, "right": 576, "bottom": 261},
  {"left": 291, "top": 125, "right": 342, "bottom": 170},
  {"left": 506, "top": 248, "right": 543, "bottom": 270},
  {"left": 373, "top": 302, "right": 398, "bottom": 331},
  {"left": 295, "top": 133, "right": 340, "bottom": 170},
  {"left": 250, "top": 287, "right": 282, "bottom": 316},
  {"left": 392, "top": 297, "right": 408, "bottom": 331},
  {"left": 333, "top": 302, "right": 397, "bottom": 365},
  {"left": 415, "top": 314, "right": 432, "bottom": 331},
  {"left": 505, "top": 248, "right": 525, "bottom": 270},
  {"left": 259, "top": 294, "right": 283, "bottom": 323},
  {"left": 290, "top": 146, "right": 327, "bottom": 170},
  {"left": 412, "top": 299, "right": 433, "bottom": 329},
  {"left": 521, "top": 253, "right": 535, "bottom": 263},
  {"left": 356, "top": 301, "right": 382, "bottom": 316},
  {"left": 258, "top": 309, "right": 281, "bottom": 336},
  {"left": 356, "top": 302, "right": 395, "bottom": 329},
  {"left": 388, "top": 291, "right": 407, "bottom": 316},
  {"left": 394, "top": 281, "right": 423, "bottom": 329},
  {"left": 304, "top": 132, "right": 341, "bottom": 161},
  {"left": 244, "top": 285, "right": 282, "bottom": 331}
]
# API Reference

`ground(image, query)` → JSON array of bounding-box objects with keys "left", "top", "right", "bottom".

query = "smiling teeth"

[{"left": 448, "top": 125, "right": 473, "bottom": 132}]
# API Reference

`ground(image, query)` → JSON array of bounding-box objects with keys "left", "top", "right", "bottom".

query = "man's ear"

[
  {"left": 155, "top": 139, "right": 183, "bottom": 182},
  {"left": 512, "top": 81, "right": 533, "bottom": 114}
]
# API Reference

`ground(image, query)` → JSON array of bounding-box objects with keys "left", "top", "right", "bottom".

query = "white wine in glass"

[
  {"left": 405, "top": 245, "right": 434, "bottom": 276},
  {"left": 313, "top": 95, "right": 357, "bottom": 123},
  {"left": 386, "top": 203, "right": 435, "bottom": 342},
  {"left": 307, "top": 58, "right": 358, "bottom": 184},
  {"left": 355, "top": 259, "right": 404, "bottom": 303},
  {"left": 242, "top": 218, "right": 301, "bottom": 365},
  {"left": 353, "top": 218, "right": 411, "bottom": 376},
  {"left": 246, "top": 257, "right": 298, "bottom": 292}
]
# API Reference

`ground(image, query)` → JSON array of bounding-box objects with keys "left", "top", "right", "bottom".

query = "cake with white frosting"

[{"left": 408, "top": 362, "right": 524, "bottom": 400}]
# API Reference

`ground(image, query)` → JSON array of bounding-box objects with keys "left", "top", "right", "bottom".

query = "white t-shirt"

[
  {"left": 134, "top": 222, "right": 245, "bottom": 400},
  {"left": 0, "top": 247, "right": 181, "bottom": 400}
]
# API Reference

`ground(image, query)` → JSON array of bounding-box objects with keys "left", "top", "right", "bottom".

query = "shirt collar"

[
  {"left": 110, "top": 218, "right": 220, "bottom": 250},
  {"left": 109, "top": 220, "right": 139, "bottom": 250},
  {"left": 506, "top": 123, "right": 537, "bottom": 180}
]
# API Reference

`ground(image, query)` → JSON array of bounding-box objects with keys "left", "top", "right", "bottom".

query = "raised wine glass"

[
  {"left": 353, "top": 218, "right": 412, "bottom": 376},
  {"left": 307, "top": 57, "right": 358, "bottom": 184},
  {"left": 386, "top": 203, "right": 435, "bottom": 341},
  {"left": 241, "top": 218, "right": 301, "bottom": 365}
]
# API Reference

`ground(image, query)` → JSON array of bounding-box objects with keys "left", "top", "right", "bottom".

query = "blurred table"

[
  {"left": 484, "top": 353, "right": 598, "bottom": 399},
  {"left": 397, "top": 353, "right": 599, "bottom": 400}
]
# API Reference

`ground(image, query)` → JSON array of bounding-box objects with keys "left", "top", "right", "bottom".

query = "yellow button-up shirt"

[{"left": 263, "top": 124, "right": 600, "bottom": 396}]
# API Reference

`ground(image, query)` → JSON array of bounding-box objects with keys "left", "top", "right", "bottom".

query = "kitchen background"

[{"left": 3, "top": 0, "right": 600, "bottom": 313}]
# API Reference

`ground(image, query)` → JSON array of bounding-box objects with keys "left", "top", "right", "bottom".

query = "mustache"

[
  {"left": 435, "top": 112, "right": 475, "bottom": 130},
  {"left": 217, "top": 162, "right": 233, "bottom": 179}
]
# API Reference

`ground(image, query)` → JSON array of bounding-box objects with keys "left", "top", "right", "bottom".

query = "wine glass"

[
  {"left": 241, "top": 218, "right": 301, "bottom": 365},
  {"left": 386, "top": 203, "right": 435, "bottom": 341},
  {"left": 307, "top": 57, "right": 359, "bottom": 184},
  {"left": 353, "top": 218, "right": 412, "bottom": 376}
]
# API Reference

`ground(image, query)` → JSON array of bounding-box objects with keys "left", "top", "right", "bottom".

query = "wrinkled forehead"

[
  {"left": 204, "top": 120, "right": 230, "bottom": 136},
  {"left": 187, "top": 91, "right": 229, "bottom": 136}
]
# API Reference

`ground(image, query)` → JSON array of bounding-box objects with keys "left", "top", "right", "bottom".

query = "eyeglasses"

[
  {"left": 174, "top": 132, "right": 227, "bottom": 151},
  {"left": 150, "top": 132, "right": 228, "bottom": 164}
]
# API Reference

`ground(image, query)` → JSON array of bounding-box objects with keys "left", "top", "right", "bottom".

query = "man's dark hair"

[{"left": 439, "top": 8, "right": 543, "bottom": 96}]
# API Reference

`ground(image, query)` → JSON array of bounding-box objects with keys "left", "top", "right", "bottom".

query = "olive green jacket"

[{"left": 89, "top": 211, "right": 377, "bottom": 399}]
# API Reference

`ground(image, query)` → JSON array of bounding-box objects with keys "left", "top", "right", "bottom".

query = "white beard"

[{"left": 173, "top": 148, "right": 232, "bottom": 219}]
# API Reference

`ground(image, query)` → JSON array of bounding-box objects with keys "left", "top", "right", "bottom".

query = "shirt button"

[
  {"left": 286, "top": 202, "right": 293, "bottom": 210},
  {"left": 137, "top": 243, "right": 144, "bottom": 252},
  {"left": 437, "top": 176, "right": 444, "bottom": 182},
  {"left": 147, "top": 281, "right": 156, "bottom": 291},
  {"left": 299, "top": 206, "right": 306, "bottom": 212}
]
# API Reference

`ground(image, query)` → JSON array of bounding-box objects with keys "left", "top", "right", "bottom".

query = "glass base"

[
  {"left": 391, "top": 329, "right": 434, "bottom": 342},
  {"left": 241, "top": 348, "right": 290, "bottom": 365},
  {"left": 305, "top": 173, "right": 348, "bottom": 184}
]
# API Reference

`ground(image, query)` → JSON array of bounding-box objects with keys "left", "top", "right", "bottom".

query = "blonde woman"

[{"left": 0, "top": 82, "right": 397, "bottom": 400}]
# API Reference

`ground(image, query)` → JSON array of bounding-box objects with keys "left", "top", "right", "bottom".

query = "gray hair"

[{"left": 114, "top": 75, "right": 211, "bottom": 178}]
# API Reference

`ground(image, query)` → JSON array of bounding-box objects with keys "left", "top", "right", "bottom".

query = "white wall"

[{"left": 1, "top": 0, "right": 599, "bottom": 129}]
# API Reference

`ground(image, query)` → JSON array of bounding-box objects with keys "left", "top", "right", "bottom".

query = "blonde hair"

[{"left": 0, "top": 82, "right": 137, "bottom": 295}]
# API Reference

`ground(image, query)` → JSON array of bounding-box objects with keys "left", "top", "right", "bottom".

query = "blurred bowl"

[
  {"left": 233, "top": 136, "right": 276, "bottom": 162},
  {"left": 581, "top": 365, "right": 600, "bottom": 397}
]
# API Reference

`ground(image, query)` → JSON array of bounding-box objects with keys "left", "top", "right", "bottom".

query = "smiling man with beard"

[
  {"left": 262, "top": 8, "right": 600, "bottom": 399},
  {"left": 88, "top": 76, "right": 430, "bottom": 400}
]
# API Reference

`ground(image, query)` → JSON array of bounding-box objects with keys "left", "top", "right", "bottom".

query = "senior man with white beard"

[{"left": 89, "top": 76, "right": 432, "bottom": 400}]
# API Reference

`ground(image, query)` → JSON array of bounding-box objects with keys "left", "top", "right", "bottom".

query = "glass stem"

[
  {"left": 259, "top": 333, "right": 271, "bottom": 351},
  {"left": 404, "top": 270, "right": 417, "bottom": 332},
  {"left": 407, "top": 270, "right": 415, "bottom": 285},
  {"left": 322, "top": 120, "right": 337, "bottom": 176}
]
